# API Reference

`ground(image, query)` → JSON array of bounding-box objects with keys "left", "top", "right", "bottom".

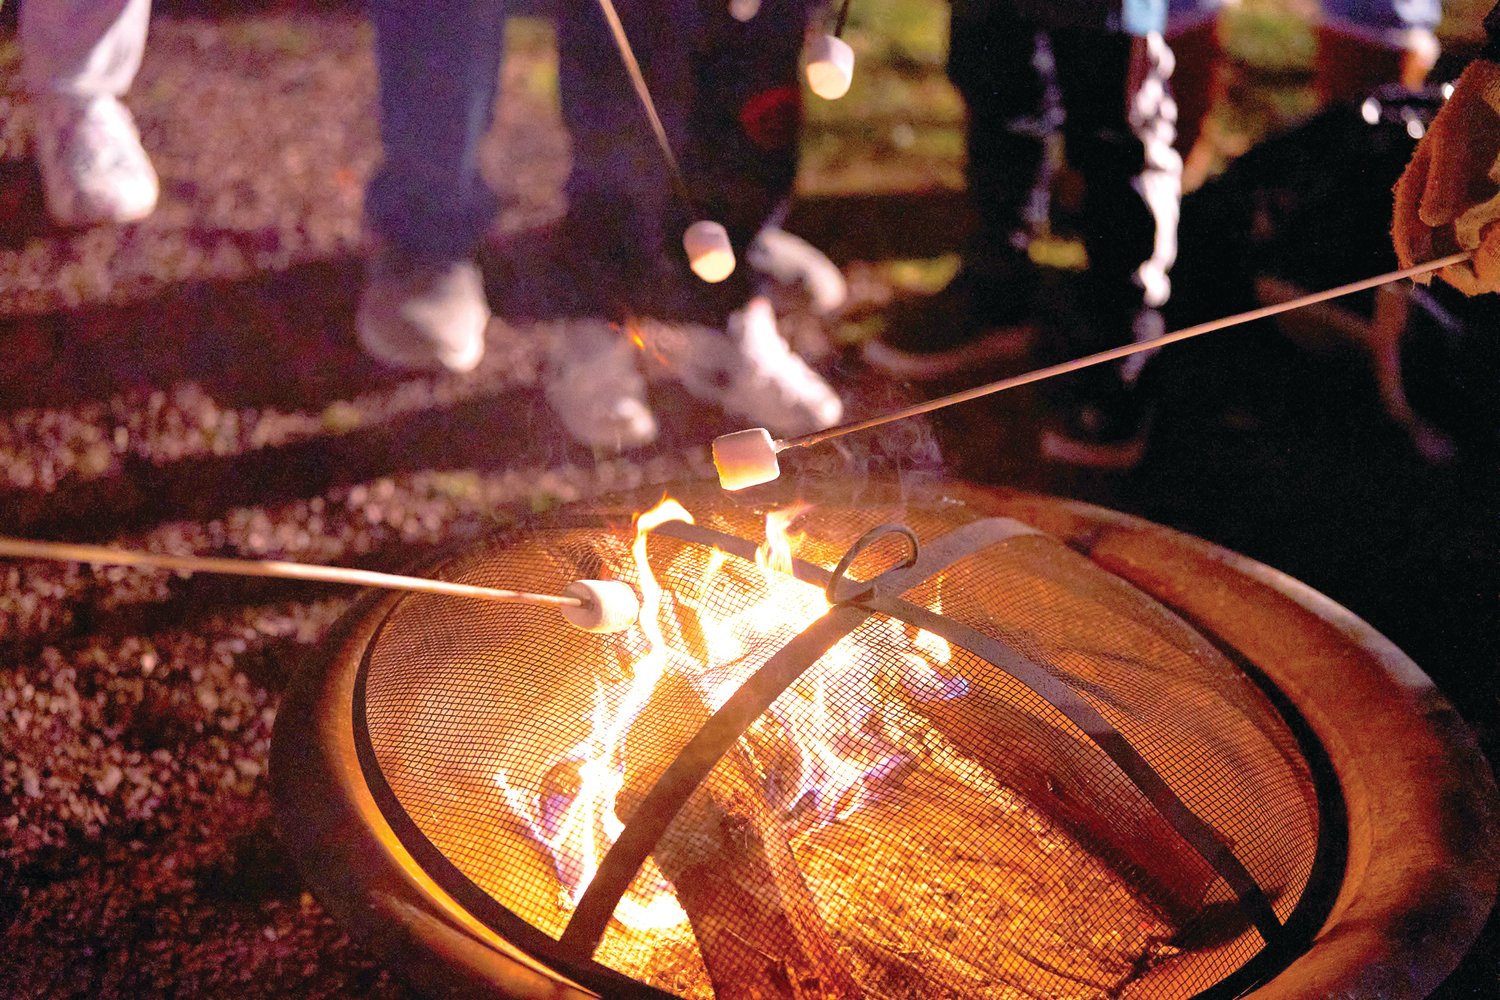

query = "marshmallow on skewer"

[
  {"left": 559, "top": 579, "right": 640, "bottom": 633},
  {"left": 806, "top": 34, "right": 855, "bottom": 100},
  {"left": 729, "top": 0, "right": 760, "bottom": 20},
  {"left": 683, "top": 220, "right": 736, "bottom": 283},
  {"left": 713, "top": 427, "right": 781, "bottom": 491},
  {"left": 0, "top": 535, "right": 640, "bottom": 635}
]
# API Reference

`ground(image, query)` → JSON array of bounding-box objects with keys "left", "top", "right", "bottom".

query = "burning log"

[
  {"left": 797, "top": 765, "right": 1174, "bottom": 999},
  {"left": 894, "top": 674, "right": 1220, "bottom": 927},
  {"left": 619, "top": 672, "right": 862, "bottom": 1000}
]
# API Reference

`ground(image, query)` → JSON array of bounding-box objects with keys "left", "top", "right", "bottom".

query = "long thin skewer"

[
  {"left": 592, "top": 0, "right": 691, "bottom": 201},
  {"left": 0, "top": 537, "right": 582, "bottom": 610},
  {"left": 832, "top": 0, "right": 854, "bottom": 36},
  {"left": 776, "top": 250, "right": 1473, "bottom": 453}
]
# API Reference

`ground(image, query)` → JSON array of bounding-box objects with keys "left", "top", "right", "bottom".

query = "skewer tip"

[
  {"left": 713, "top": 427, "right": 781, "bottom": 491},
  {"left": 559, "top": 579, "right": 640, "bottom": 633}
]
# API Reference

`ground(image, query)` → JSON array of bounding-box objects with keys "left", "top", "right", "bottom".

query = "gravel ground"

[
  {"left": 1, "top": 4, "right": 1496, "bottom": 1000},
  {"left": 0, "top": 8, "right": 914, "bottom": 998}
]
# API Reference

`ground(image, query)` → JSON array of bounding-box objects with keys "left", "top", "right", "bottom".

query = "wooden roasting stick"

[{"left": 620, "top": 672, "right": 862, "bottom": 1000}]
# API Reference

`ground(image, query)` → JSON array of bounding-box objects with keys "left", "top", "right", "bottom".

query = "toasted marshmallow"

[
  {"left": 713, "top": 427, "right": 781, "bottom": 491},
  {"left": 806, "top": 35, "right": 854, "bottom": 100},
  {"left": 559, "top": 579, "right": 640, "bottom": 633},
  {"left": 683, "top": 221, "right": 736, "bottom": 283}
]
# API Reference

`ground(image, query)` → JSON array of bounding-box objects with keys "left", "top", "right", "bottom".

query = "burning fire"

[{"left": 496, "top": 497, "right": 967, "bottom": 931}]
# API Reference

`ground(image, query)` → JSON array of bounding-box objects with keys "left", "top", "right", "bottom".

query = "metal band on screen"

[{"left": 867, "top": 596, "right": 1283, "bottom": 941}]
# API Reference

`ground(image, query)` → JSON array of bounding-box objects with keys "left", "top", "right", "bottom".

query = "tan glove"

[{"left": 1392, "top": 59, "right": 1500, "bottom": 295}]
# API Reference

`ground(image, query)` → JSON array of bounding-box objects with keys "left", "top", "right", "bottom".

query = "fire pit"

[{"left": 271, "top": 484, "right": 1497, "bottom": 1000}]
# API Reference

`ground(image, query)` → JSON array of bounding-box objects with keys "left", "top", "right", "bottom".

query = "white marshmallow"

[
  {"left": 683, "top": 221, "right": 736, "bottom": 283},
  {"left": 806, "top": 35, "right": 854, "bottom": 101},
  {"left": 729, "top": 0, "right": 760, "bottom": 21},
  {"left": 713, "top": 427, "right": 781, "bottom": 491},
  {"left": 559, "top": 579, "right": 640, "bottom": 633}
]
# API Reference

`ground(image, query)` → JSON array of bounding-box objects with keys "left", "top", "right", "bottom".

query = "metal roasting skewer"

[
  {"left": 779, "top": 250, "right": 1474, "bottom": 452},
  {"left": 711, "top": 251, "right": 1475, "bottom": 489},
  {"left": 0, "top": 536, "right": 578, "bottom": 607},
  {"left": 0, "top": 538, "right": 643, "bottom": 633},
  {"left": 593, "top": 0, "right": 690, "bottom": 201}
]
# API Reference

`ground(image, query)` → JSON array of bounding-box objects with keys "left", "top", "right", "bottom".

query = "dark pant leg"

[
  {"left": 365, "top": 0, "right": 508, "bottom": 262},
  {"left": 1049, "top": 28, "right": 1179, "bottom": 358},
  {"left": 948, "top": 0, "right": 1054, "bottom": 272},
  {"left": 557, "top": 0, "right": 698, "bottom": 273},
  {"left": 686, "top": 0, "right": 812, "bottom": 251}
]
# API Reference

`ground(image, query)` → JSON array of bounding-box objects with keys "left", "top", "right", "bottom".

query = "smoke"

[{"left": 780, "top": 375, "right": 949, "bottom": 510}]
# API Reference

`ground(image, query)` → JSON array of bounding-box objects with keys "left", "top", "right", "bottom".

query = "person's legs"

[
  {"left": 1315, "top": 0, "right": 1441, "bottom": 104},
  {"left": 22, "top": 0, "right": 158, "bottom": 225},
  {"left": 557, "top": 0, "right": 696, "bottom": 298},
  {"left": 952, "top": 0, "right": 1054, "bottom": 285},
  {"left": 671, "top": 0, "right": 844, "bottom": 434},
  {"left": 1041, "top": 27, "right": 1181, "bottom": 467},
  {"left": 863, "top": 0, "right": 1051, "bottom": 377},
  {"left": 358, "top": 0, "right": 508, "bottom": 374},
  {"left": 687, "top": 0, "right": 825, "bottom": 314},
  {"left": 549, "top": 0, "right": 841, "bottom": 442},
  {"left": 687, "top": 0, "right": 809, "bottom": 250},
  {"left": 364, "top": 0, "right": 508, "bottom": 263}
]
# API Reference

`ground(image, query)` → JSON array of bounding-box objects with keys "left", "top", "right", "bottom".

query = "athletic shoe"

[
  {"left": 747, "top": 227, "right": 847, "bottom": 315},
  {"left": 1037, "top": 301, "right": 1163, "bottom": 470},
  {"left": 543, "top": 319, "right": 658, "bottom": 451},
  {"left": 33, "top": 94, "right": 159, "bottom": 227},
  {"left": 357, "top": 245, "right": 488, "bottom": 373},
  {"left": 863, "top": 263, "right": 1035, "bottom": 379},
  {"left": 1039, "top": 400, "right": 1151, "bottom": 470},
  {"left": 638, "top": 295, "right": 843, "bottom": 437}
]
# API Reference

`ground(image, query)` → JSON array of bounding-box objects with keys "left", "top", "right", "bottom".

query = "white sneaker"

[
  {"left": 640, "top": 296, "right": 844, "bottom": 437},
  {"left": 357, "top": 247, "right": 489, "bottom": 373},
  {"left": 747, "top": 227, "right": 847, "bottom": 316},
  {"left": 543, "top": 320, "right": 659, "bottom": 451},
  {"left": 33, "top": 94, "right": 159, "bottom": 227}
]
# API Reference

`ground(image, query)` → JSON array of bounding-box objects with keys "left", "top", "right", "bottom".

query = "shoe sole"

[
  {"left": 357, "top": 322, "right": 486, "bottom": 374},
  {"left": 1038, "top": 428, "right": 1148, "bottom": 472},
  {"left": 43, "top": 182, "right": 159, "bottom": 228},
  {"left": 862, "top": 325, "right": 1034, "bottom": 379}
]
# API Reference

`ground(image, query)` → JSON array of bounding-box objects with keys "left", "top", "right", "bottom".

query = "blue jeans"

[{"left": 364, "top": 0, "right": 697, "bottom": 264}]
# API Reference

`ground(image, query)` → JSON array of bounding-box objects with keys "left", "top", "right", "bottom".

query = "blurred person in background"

[
  {"left": 864, "top": 0, "right": 1183, "bottom": 470},
  {"left": 1166, "top": 0, "right": 1442, "bottom": 167},
  {"left": 356, "top": 0, "right": 843, "bottom": 452},
  {"left": 20, "top": 0, "right": 159, "bottom": 226}
]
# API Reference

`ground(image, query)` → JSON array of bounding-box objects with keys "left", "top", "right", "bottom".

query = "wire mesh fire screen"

[{"left": 350, "top": 495, "right": 1338, "bottom": 1000}]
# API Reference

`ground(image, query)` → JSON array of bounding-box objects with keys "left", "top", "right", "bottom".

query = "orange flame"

[{"left": 498, "top": 497, "right": 965, "bottom": 930}]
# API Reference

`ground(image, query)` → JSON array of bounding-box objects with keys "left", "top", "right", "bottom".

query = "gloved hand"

[{"left": 1393, "top": 59, "right": 1500, "bottom": 295}]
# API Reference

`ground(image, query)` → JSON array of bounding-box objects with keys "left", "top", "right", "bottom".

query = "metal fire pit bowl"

[{"left": 271, "top": 483, "right": 1497, "bottom": 1000}]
